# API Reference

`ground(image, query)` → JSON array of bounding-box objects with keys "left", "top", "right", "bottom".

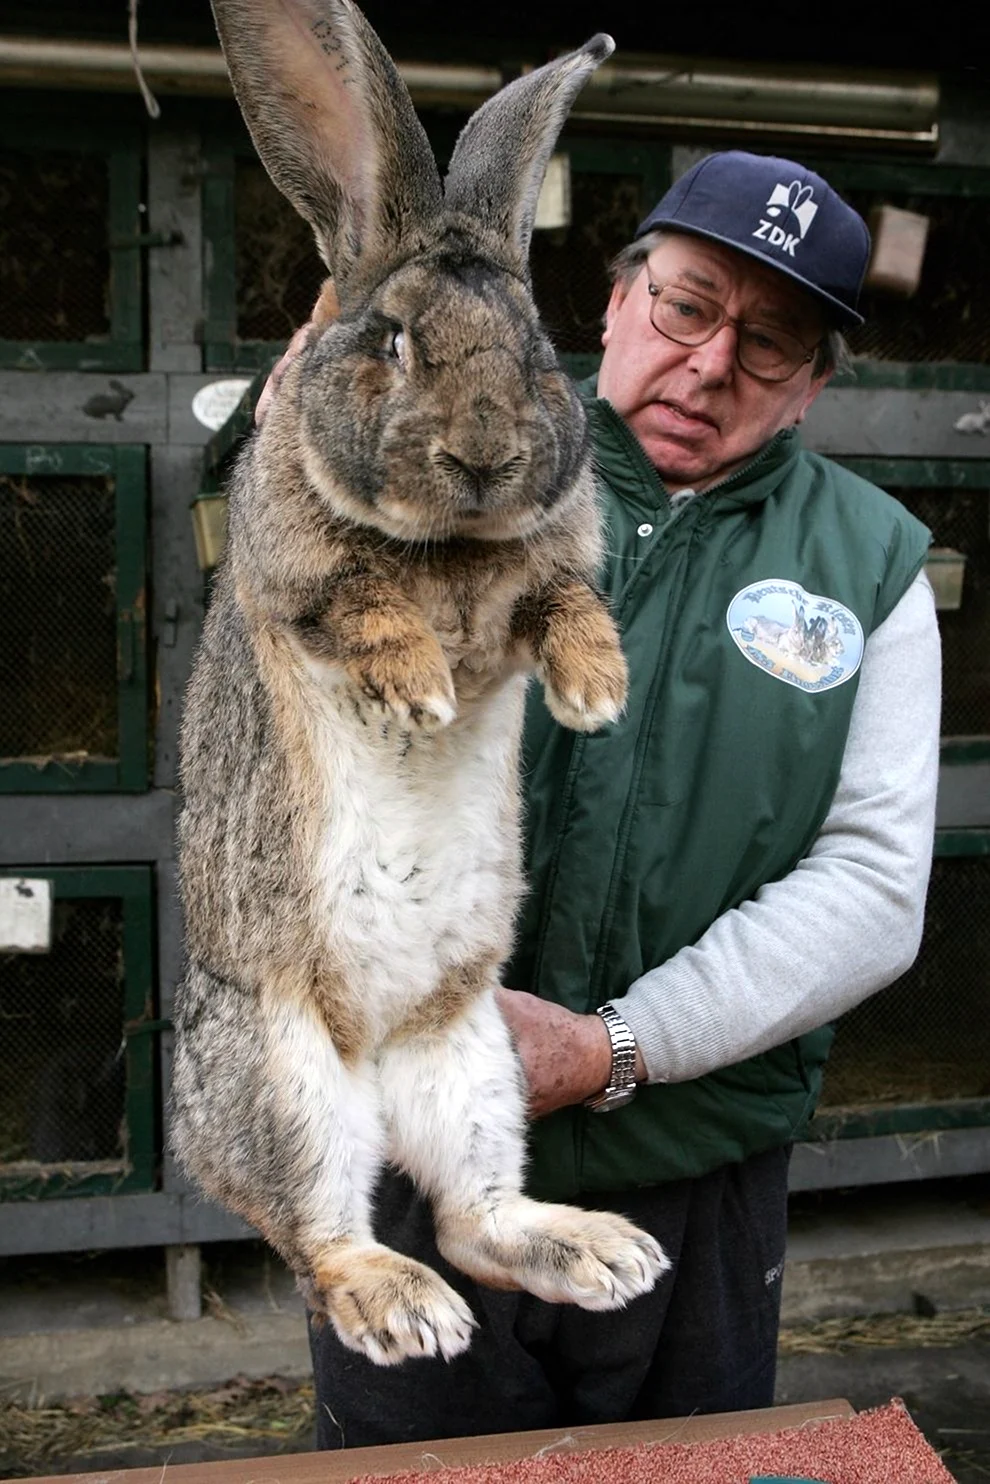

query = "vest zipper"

[
  {"left": 686, "top": 426, "right": 794, "bottom": 505},
  {"left": 596, "top": 402, "right": 674, "bottom": 522},
  {"left": 532, "top": 414, "right": 795, "bottom": 1004},
  {"left": 586, "top": 509, "right": 700, "bottom": 1007},
  {"left": 582, "top": 431, "right": 793, "bottom": 1006}
]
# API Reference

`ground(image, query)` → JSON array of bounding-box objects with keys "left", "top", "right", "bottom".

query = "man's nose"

[{"left": 687, "top": 324, "right": 737, "bottom": 384}]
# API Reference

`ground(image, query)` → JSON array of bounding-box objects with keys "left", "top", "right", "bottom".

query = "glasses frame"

[{"left": 646, "top": 279, "right": 820, "bottom": 384}]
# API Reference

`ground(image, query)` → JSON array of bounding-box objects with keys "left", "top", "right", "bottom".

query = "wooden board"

[{"left": 27, "top": 1398, "right": 855, "bottom": 1484}]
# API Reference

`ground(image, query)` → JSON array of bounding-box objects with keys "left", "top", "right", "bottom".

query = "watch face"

[{"left": 588, "top": 1085, "right": 637, "bottom": 1113}]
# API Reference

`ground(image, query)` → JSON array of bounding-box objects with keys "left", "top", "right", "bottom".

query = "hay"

[
  {"left": 3, "top": 1313, "right": 988, "bottom": 1474},
  {"left": 0, "top": 1376, "right": 314, "bottom": 1476},
  {"left": 819, "top": 1051, "right": 990, "bottom": 1108},
  {"left": 779, "top": 1305, "right": 990, "bottom": 1355}
]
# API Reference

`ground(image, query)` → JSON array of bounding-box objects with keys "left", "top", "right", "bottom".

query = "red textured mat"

[{"left": 362, "top": 1401, "right": 955, "bottom": 1484}]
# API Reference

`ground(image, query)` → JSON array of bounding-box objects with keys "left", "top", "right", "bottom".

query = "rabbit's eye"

[{"left": 388, "top": 328, "right": 407, "bottom": 363}]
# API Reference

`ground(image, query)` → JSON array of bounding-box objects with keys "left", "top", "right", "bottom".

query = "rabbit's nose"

[{"left": 433, "top": 448, "right": 523, "bottom": 507}]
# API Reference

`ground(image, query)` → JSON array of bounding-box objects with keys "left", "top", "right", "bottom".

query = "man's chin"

[
  {"left": 629, "top": 418, "right": 714, "bottom": 481},
  {"left": 637, "top": 427, "right": 759, "bottom": 494},
  {"left": 642, "top": 439, "right": 713, "bottom": 490}
]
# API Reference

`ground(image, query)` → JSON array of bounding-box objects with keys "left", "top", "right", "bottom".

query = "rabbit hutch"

[{"left": 1, "top": 0, "right": 989, "bottom": 1314}]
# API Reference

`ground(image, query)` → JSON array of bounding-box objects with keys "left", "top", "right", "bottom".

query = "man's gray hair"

[{"left": 609, "top": 229, "right": 849, "bottom": 380}]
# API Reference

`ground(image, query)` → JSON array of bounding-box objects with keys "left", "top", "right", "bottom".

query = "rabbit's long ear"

[
  {"left": 443, "top": 36, "right": 614, "bottom": 277},
  {"left": 210, "top": 0, "right": 442, "bottom": 298}
]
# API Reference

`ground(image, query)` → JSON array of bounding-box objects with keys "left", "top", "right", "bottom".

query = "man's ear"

[
  {"left": 601, "top": 275, "right": 632, "bottom": 349},
  {"left": 793, "top": 366, "right": 833, "bottom": 426}
]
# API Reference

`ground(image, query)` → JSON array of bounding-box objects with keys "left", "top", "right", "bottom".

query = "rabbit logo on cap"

[
  {"left": 634, "top": 152, "right": 871, "bottom": 327},
  {"left": 753, "top": 181, "right": 820, "bottom": 257}
]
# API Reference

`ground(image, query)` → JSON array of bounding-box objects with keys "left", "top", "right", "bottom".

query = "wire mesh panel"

[
  {"left": 819, "top": 853, "right": 990, "bottom": 1113},
  {"left": 0, "top": 470, "right": 117, "bottom": 763},
  {"left": 0, "top": 867, "right": 155, "bottom": 1200},
  {"left": 204, "top": 140, "right": 666, "bottom": 371},
  {"left": 898, "top": 487, "right": 990, "bottom": 738},
  {"left": 234, "top": 158, "right": 326, "bottom": 344},
  {"left": 531, "top": 172, "right": 644, "bottom": 357},
  {"left": 847, "top": 192, "right": 990, "bottom": 365},
  {"left": 230, "top": 162, "right": 647, "bottom": 356},
  {"left": 0, "top": 149, "right": 110, "bottom": 343},
  {"left": 0, "top": 899, "right": 125, "bottom": 1168},
  {"left": 0, "top": 130, "right": 141, "bottom": 371},
  {"left": 0, "top": 447, "right": 148, "bottom": 792}
]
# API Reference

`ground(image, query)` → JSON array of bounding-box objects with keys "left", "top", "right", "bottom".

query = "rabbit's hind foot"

[
  {"left": 439, "top": 1198, "right": 670, "bottom": 1312},
  {"left": 309, "top": 1243, "right": 476, "bottom": 1366}
]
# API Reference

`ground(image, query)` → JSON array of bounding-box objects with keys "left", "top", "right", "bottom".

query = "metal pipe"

[
  {"left": 0, "top": 36, "right": 938, "bottom": 146},
  {"left": 585, "top": 59, "right": 939, "bottom": 136},
  {"left": 0, "top": 37, "right": 232, "bottom": 95},
  {"left": 0, "top": 36, "right": 504, "bottom": 101}
]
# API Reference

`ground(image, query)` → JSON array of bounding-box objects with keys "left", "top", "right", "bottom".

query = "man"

[{"left": 262, "top": 151, "right": 941, "bottom": 1445}]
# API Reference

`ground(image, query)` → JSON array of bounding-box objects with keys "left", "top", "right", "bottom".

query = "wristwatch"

[{"left": 584, "top": 1002, "right": 639, "bottom": 1112}]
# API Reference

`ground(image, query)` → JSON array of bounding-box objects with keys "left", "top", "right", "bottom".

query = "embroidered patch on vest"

[{"left": 726, "top": 579, "right": 865, "bottom": 692}]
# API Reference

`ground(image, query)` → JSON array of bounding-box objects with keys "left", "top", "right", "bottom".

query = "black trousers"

[{"left": 308, "top": 1143, "right": 791, "bottom": 1450}]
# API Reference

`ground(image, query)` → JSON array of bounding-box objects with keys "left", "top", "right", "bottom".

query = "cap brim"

[{"left": 643, "top": 220, "right": 865, "bottom": 330}]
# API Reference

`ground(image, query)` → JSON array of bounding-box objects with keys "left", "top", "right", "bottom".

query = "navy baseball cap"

[{"left": 635, "top": 151, "right": 870, "bottom": 329}]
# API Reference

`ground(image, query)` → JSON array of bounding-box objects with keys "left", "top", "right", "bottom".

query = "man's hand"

[
  {"left": 495, "top": 987, "right": 645, "bottom": 1119},
  {"left": 254, "top": 279, "right": 340, "bottom": 426},
  {"left": 254, "top": 323, "right": 312, "bottom": 425}
]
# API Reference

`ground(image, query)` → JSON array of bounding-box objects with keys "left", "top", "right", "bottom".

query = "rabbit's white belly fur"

[{"left": 304, "top": 670, "right": 527, "bottom": 1038}]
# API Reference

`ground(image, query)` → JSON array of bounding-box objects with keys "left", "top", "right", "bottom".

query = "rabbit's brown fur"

[{"left": 172, "top": 0, "right": 669, "bottom": 1366}]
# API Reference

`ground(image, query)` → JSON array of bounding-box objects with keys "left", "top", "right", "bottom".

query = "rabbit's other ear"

[
  {"left": 444, "top": 34, "right": 614, "bottom": 278},
  {"left": 210, "top": 0, "right": 442, "bottom": 300}
]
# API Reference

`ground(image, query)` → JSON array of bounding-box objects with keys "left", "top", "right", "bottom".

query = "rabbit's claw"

[
  {"left": 314, "top": 1247, "right": 477, "bottom": 1366},
  {"left": 439, "top": 1199, "right": 670, "bottom": 1310},
  {"left": 348, "top": 643, "right": 457, "bottom": 731},
  {"left": 542, "top": 632, "right": 628, "bottom": 733},
  {"left": 521, "top": 582, "right": 628, "bottom": 733}
]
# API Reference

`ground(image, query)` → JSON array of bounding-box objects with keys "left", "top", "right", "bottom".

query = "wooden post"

[{"left": 166, "top": 1242, "right": 203, "bottom": 1320}]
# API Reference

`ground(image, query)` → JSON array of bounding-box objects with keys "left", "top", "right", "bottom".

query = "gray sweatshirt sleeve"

[{"left": 615, "top": 571, "right": 942, "bottom": 1085}]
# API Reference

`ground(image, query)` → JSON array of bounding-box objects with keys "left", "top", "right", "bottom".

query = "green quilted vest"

[{"left": 509, "top": 389, "right": 931, "bottom": 1200}]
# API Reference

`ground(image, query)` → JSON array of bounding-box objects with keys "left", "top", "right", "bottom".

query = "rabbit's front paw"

[
  {"left": 347, "top": 634, "right": 457, "bottom": 731},
  {"left": 440, "top": 1198, "right": 669, "bottom": 1311},
  {"left": 314, "top": 1245, "right": 476, "bottom": 1365},
  {"left": 541, "top": 609, "right": 628, "bottom": 733}
]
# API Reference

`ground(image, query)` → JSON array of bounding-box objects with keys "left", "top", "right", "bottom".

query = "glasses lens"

[
  {"left": 738, "top": 325, "right": 807, "bottom": 381},
  {"left": 649, "top": 283, "right": 812, "bottom": 382},
  {"left": 649, "top": 286, "right": 720, "bottom": 345}
]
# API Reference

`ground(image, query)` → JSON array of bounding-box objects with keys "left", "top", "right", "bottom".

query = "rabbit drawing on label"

[
  {"left": 172, "top": 0, "right": 669, "bottom": 1367},
  {"left": 953, "top": 400, "right": 990, "bottom": 436}
]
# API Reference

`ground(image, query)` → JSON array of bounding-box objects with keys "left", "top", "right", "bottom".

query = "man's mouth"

[{"left": 656, "top": 399, "right": 719, "bottom": 431}]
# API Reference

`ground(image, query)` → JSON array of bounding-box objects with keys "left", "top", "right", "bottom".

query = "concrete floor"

[
  {"left": 778, "top": 1342, "right": 990, "bottom": 1484},
  {"left": 1, "top": 1176, "right": 989, "bottom": 1479}
]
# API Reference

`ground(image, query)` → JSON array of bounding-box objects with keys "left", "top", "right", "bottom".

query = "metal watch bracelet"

[{"left": 584, "top": 1002, "right": 639, "bottom": 1113}]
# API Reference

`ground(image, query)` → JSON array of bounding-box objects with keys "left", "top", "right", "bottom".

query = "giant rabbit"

[{"left": 173, "top": 0, "right": 669, "bottom": 1366}]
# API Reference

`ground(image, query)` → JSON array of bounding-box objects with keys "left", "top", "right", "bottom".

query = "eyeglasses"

[{"left": 647, "top": 281, "right": 819, "bottom": 383}]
